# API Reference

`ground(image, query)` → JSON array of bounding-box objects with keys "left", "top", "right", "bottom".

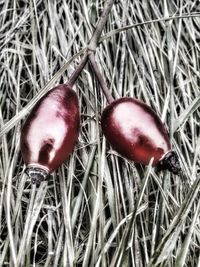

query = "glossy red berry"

[
  {"left": 20, "top": 84, "right": 80, "bottom": 183},
  {"left": 101, "top": 97, "right": 180, "bottom": 174}
]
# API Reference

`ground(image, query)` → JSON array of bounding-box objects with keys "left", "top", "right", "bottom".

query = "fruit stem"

[
  {"left": 87, "top": 0, "right": 114, "bottom": 52},
  {"left": 89, "top": 52, "right": 114, "bottom": 104},
  {"left": 66, "top": 0, "right": 114, "bottom": 87},
  {"left": 67, "top": 54, "right": 88, "bottom": 88}
]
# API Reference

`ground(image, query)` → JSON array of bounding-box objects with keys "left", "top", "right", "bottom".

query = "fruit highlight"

[
  {"left": 20, "top": 84, "right": 80, "bottom": 184},
  {"left": 101, "top": 97, "right": 180, "bottom": 174}
]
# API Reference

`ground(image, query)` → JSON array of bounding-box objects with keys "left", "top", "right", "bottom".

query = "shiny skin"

[
  {"left": 20, "top": 84, "right": 80, "bottom": 172},
  {"left": 101, "top": 97, "right": 171, "bottom": 166}
]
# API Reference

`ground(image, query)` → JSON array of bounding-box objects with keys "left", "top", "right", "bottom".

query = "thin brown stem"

[
  {"left": 88, "top": 0, "right": 114, "bottom": 52},
  {"left": 89, "top": 53, "right": 114, "bottom": 104},
  {"left": 67, "top": 54, "right": 88, "bottom": 88},
  {"left": 66, "top": 0, "right": 114, "bottom": 87}
]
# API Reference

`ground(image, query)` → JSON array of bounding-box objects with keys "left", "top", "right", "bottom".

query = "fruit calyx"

[
  {"left": 156, "top": 151, "right": 181, "bottom": 174},
  {"left": 25, "top": 165, "right": 49, "bottom": 185}
]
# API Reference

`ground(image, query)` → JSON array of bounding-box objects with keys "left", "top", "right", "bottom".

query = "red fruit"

[
  {"left": 20, "top": 84, "right": 80, "bottom": 183},
  {"left": 101, "top": 97, "right": 180, "bottom": 174}
]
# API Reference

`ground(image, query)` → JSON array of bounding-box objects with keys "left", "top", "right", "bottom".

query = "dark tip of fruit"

[
  {"left": 25, "top": 166, "right": 49, "bottom": 185},
  {"left": 156, "top": 151, "right": 181, "bottom": 175}
]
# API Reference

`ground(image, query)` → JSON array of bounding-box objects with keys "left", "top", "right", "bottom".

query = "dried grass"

[{"left": 0, "top": 0, "right": 200, "bottom": 266}]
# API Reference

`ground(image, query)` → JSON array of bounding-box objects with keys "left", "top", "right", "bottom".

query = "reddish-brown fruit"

[
  {"left": 20, "top": 84, "right": 80, "bottom": 183},
  {"left": 101, "top": 97, "right": 180, "bottom": 174}
]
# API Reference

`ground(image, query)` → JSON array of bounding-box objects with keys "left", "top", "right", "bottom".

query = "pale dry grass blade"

[{"left": 175, "top": 201, "right": 200, "bottom": 267}]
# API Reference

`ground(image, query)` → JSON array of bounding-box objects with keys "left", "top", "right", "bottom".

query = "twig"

[
  {"left": 87, "top": 0, "right": 114, "bottom": 52},
  {"left": 66, "top": 0, "right": 114, "bottom": 87},
  {"left": 67, "top": 54, "right": 89, "bottom": 88},
  {"left": 89, "top": 53, "right": 114, "bottom": 104}
]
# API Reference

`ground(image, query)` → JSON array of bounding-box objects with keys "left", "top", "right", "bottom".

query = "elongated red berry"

[
  {"left": 101, "top": 97, "right": 180, "bottom": 174},
  {"left": 20, "top": 84, "right": 80, "bottom": 183}
]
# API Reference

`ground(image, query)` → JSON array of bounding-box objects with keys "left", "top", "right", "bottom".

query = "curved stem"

[
  {"left": 89, "top": 53, "right": 114, "bottom": 104},
  {"left": 66, "top": 0, "right": 114, "bottom": 87}
]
